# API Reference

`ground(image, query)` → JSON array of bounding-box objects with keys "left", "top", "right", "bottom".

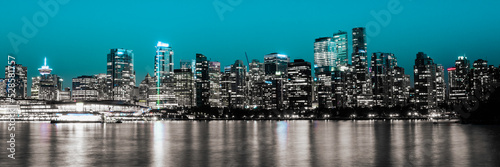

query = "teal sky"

[{"left": 1, "top": 0, "right": 500, "bottom": 93}]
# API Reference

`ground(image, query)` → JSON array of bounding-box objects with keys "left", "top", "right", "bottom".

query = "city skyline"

[
  {"left": 1, "top": 0, "right": 500, "bottom": 92},
  {"left": 2, "top": 2, "right": 500, "bottom": 166}
]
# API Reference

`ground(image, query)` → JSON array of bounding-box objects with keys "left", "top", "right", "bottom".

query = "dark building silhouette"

[
  {"left": 196, "top": 53, "right": 210, "bottom": 108},
  {"left": 414, "top": 52, "right": 444, "bottom": 110}
]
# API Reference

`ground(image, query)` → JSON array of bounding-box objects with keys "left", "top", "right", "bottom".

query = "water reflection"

[{"left": 1, "top": 121, "right": 499, "bottom": 166}]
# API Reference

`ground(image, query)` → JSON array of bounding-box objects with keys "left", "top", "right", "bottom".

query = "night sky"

[{"left": 1, "top": 0, "right": 499, "bottom": 94}]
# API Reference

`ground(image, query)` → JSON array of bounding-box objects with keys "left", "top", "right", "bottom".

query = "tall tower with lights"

[{"left": 149, "top": 41, "right": 177, "bottom": 109}]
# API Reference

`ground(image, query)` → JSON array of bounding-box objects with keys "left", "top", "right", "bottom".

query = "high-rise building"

[
  {"left": 155, "top": 42, "right": 174, "bottom": 78},
  {"left": 314, "top": 37, "right": 335, "bottom": 68},
  {"left": 72, "top": 75, "right": 100, "bottom": 101},
  {"left": 196, "top": 53, "right": 210, "bottom": 108},
  {"left": 333, "top": 31, "right": 349, "bottom": 67},
  {"left": 229, "top": 60, "right": 247, "bottom": 109},
  {"left": 371, "top": 52, "right": 397, "bottom": 107},
  {"left": 436, "top": 65, "right": 446, "bottom": 105},
  {"left": 209, "top": 61, "right": 222, "bottom": 108},
  {"left": 315, "top": 66, "right": 333, "bottom": 109},
  {"left": 31, "top": 76, "right": 40, "bottom": 99},
  {"left": 247, "top": 59, "right": 266, "bottom": 109},
  {"left": 286, "top": 59, "right": 312, "bottom": 111},
  {"left": 414, "top": 52, "right": 438, "bottom": 110},
  {"left": 174, "top": 69, "right": 195, "bottom": 108},
  {"left": 448, "top": 56, "right": 470, "bottom": 105},
  {"left": 36, "top": 74, "right": 63, "bottom": 101},
  {"left": 180, "top": 59, "right": 196, "bottom": 76},
  {"left": 107, "top": 48, "right": 135, "bottom": 101},
  {"left": 264, "top": 53, "right": 289, "bottom": 110},
  {"left": 5, "top": 62, "right": 28, "bottom": 99},
  {"left": 471, "top": 59, "right": 490, "bottom": 101},
  {"left": 150, "top": 42, "right": 177, "bottom": 109},
  {"left": 352, "top": 27, "right": 372, "bottom": 107},
  {"left": 393, "top": 66, "right": 410, "bottom": 107},
  {"left": 221, "top": 65, "right": 233, "bottom": 108}
]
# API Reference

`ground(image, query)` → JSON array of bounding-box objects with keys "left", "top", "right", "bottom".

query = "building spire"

[{"left": 38, "top": 57, "right": 52, "bottom": 75}]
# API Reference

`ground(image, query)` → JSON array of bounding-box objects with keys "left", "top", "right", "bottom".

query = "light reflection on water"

[{"left": 1, "top": 121, "right": 499, "bottom": 166}]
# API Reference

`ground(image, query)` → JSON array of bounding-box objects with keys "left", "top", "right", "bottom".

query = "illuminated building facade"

[
  {"left": 174, "top": 69, "right": 195, "bottom": 108},
  {"left": 149, "top": 42, "right": 177, "bottom": 109},
  {"left": 247, "top": 59, "right": 266, "bottom": 109},
  {"left": 37, "top": 74, "right": 63, "bottom": 101},
  {"left": 314, "top": 37, "right": 335, "bottom": 68},
  {"left": 264, "top": 53, "right": 289, "bottom": 110},
  {"left": 471, "top": 59, "right": 491, "bottom": 101},
  {"left": 286, "top": 59, "right": 312, "bottom": 111},
  {"left": 196, "top": 53, "right": 210, "bottom": 108},
  {"left": 448, "top": 56, "right": 470, "bottom": 104},
  {"left": 371, "top": 52, "right": 397, "bottom": 107},
  {"left": 209, "top": 61, "right": 222, "bottom": 108},
  {"left": 180, "top": 59, "right": 196, "bottom": 76},
  {"left": 414, "top": 52, "right": 438, "bottom": 110},
  {"left": 221, "top": 66, "right": 233, "bottom": 108},
  {"left": 31, "top": 58, "right": 64, "bottom": 101},
  {"left": 231, "top": 60, "right": 247, "bottom": 109},
  {"left": 106, "top": 48, "right": 135, "bottom": 101},
  {"left": 436, "top": 65, "right": 446, "bottom": 105},
  {"left": 352, "top": 27, "right": 372, "bottom": 107},
  {"left": 393, "top": 66, "right": 411, "bottom": 107},
  {"left": 315, "top": 66, "right": 333, "bottom": 109},
  {"left": 333, "top": 31, "right": 349, "bottom": 67},
  {"left": 72, "top": 75, "right": 101, "bottom": 101}
]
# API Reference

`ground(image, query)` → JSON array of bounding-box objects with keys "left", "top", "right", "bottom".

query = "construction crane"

[{"left": 245, "top": 52, "right": 250, "bottom": 68}]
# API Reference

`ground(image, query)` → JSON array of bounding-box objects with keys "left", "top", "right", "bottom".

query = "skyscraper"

[
  {"left": 107, "top": 48, "right": 135, "bottom": 101},
  {"left": 174, "top": 69, "right": 195, "bottom": 108},
  {"left": 248, "top": 59, "right": 266, "bottom": 108},
  {"left": 314, "top": 37, "right": 335, "bottom": 69},
  {"left": 264, "top": 53, "right": 289, "bottom": 110},
  {"left": 196, "top": 53, "right": 210, "bottom": 108},
  {"left": 227, "top": 60, "right": 247, "bottom": 109},
  {"left": 371, "top": 52, "right": 397, "bottom": 107},
  {"left": 471, "top": 59, "right": 490, "bottom": 101},
  {"left": 448, "top": 56, "right": 470, "bottom": 105},
  {"left": 393, "top": 66, "right": 410, "bottom": 107},
  {"left": 414, "top": 52, "right": 438, "bottom": 110},
  {"left": 150, "top": 42, "right": 177, "bottom": 109},
  {"left": 286, "top": 59, "right": 313, "bottom": 111},
  {"left": 209, "top": 61, "right": 222, "bottom": 108},
  {"left": 436, "top": 65, "right": 446, "bottom": 105},
  {"left": 352, "top": 27, "right": 372, "bottom": 107},
  {"left": 333, "top": 31, "right": 348, "bottom": 67}
]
